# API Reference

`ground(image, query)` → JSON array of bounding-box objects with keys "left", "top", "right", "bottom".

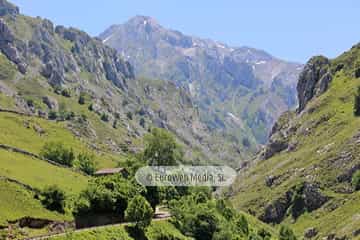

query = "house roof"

[{"left": 94, "top": 167, "right": 126, "bottom": 175}]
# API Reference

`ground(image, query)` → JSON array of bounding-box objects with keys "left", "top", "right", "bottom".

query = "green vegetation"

[
  {"left": 77, "top": 152, "right": 97, "bottom": 175},
  {"left": 354, "top": 86, "right": 360, "bottom": 116},
  {"left": 41, "top": 185, "right": 67, "bottom": 213},
  {"left": 352, "top": 170, "right": 360, "bottom": 191},
  {"left": 125, "top": 195, "right": 154, "bottom": 230},
  {"left": 52, "top": 225, "right": 132, "bottom": 240},
  {"left": 230, "top": 45, "right": 360, "bottom": 238},
  {"left": 0, "top": 149, "right": 88, "bottom": 194},
  {"left": 279, "top": 226, "right": 297, "bottom": 240},
  {"left": 143, "top": 128, "right": 183, "bottom": 166},
  {"left": 74, "top": 175, "right": 138, "bottom": 217},
  {"left": 169, "top": 189, "right": 275, "bottom": 240},
  {"left": 0, "top": 180, "right": 67, "bottom": 226},
  {"left": 40, "top": 142, "right": 75, "bottom": 167}
]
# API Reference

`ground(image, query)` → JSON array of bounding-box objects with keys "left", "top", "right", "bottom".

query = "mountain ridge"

[{"left": 100, "top": 16, "right": 303, "bottom": 147}]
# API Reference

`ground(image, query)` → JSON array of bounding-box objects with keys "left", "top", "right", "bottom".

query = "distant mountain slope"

[
  {"left": 100, "top": 16, "right": 303, "bottom": 146},
  {"left": 229, "top": 44, "right": 360, "bottom": 239}
]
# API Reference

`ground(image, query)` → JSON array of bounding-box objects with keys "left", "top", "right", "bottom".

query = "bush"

[
  {"left": 61, "top": 89, "right": 71, "bottom": 97},
  {"left": 352, "top": 170, "right": 360, "bottom": 191},
  {"left": 234, "top": 214, "right": 249, "bottom": 236},
  {"left": 279, "top": 225, "right": 297, "bottom": 240},
  {"left": 78, "top": 152, "right": 97, "bottom": 175},
  {"left": 88, "top": 104, "right": 93, "bottom": 111},
  {"left": 48, "top": 111, "right": 58, "bottom": 120},
  {"left": 78, "top": 93, "right": 86, "bottom": 105},
  {"left": 354, "top": 86, "right": 360, "bottom": 116},
  {"left": 101, "top": 113, "right": 109, "bottom": 122},
  {"left": 126, "top": 111, "right": 133, "bottom": 120},
  {"left": 139, "top": 118, "right": 145, "bottom": 128},
  {"left": 40, "top": 142, "right": 75, "bottom": 167},
  {"left": 41, "top": 185, "right": 66, "bottom": 213}
]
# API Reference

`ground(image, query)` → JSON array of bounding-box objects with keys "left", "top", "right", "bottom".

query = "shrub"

[
  {"left": 234, "top": 214, "right": 249, "bottom": 236},
  {"left": 26, "top": 99, "right": 34, "bottom": 107},
  {"left": 40, "top": 142, "right": 75, "bottom": 166},
  {"left": 48, "top": 111, "right": 58, "bottom": 120},
  {"left": 101, "top": 113, "right": 109, "bottom": 122},
  {"left": 61, "top": 88, "right": 71, "bottom": 97},
  {"left": 113, "top": 120, "right": 118, "bottom": 129},
  {"left": 352, "top": 170, "right": 360, "bottom": 191},
  {"left": 139, "top": 118, "right": 145, "bottom": 128},
  {"left": 41, "top": 185, "right": 66, "bottom": 213},
  {"left": 88, "top": 104, "right": 93, "bottom": 111},
  {"left": 354, "top": 86, "right": 360, "bottom": 116},
  {"left": 78, "top": 93, "right": 86, "bottom": 105},
  {"left": 279, "top": 225, "right": 297, "bottom": 240},
  {"left": 78, "top": 152, "right": 97, "bottom": 175},
  {"left": 126, "top": 111, "right": 133, "bottom": 120}
]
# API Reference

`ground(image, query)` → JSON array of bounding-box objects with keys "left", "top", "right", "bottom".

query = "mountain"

[
  {"left": 228, "top": 44, "right": 360, "bottom": 238},
  {"left": 99, "top": 16, "right": 303, "bottom": 147},
  {"left": 0, "top": 2, "right": 282, "bottom": 238},
  {"left": 0, "top": 2, "right": 251, "bottom": 167}
]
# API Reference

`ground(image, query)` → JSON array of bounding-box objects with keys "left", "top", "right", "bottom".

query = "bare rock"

[{"left": 304, "top": 227, "right": 318, "bottom": 239}]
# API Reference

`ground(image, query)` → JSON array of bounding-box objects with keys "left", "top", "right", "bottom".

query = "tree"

[
  {"left": 143, "top": 186, "right": 160, "bottom": 210},
  {"left": 352, "top": 170, "right": 360, "bottom": 191},
  {"left": 143, "top": 128, "right": 183, "bottom": 166},
  {"left": 354, "top": 86, "right": 360, "bottom": 116},
  {"left": 73, "top": 175, "right": 138, "bottom": 217},
  {"left": 78, "top": 152, "right": 97, "bottom": 175},
  {"left": 41, "top": 185, "right": 66, "bottom": 213},
  {"left": 40, "top": 142, "right": 75, "bottom": 166},
  {"left": 279, "top": 225, "right": 297, "bottom": 240},
  {"left": 125, "top": 195, "right": 154, "bottom": 230}
]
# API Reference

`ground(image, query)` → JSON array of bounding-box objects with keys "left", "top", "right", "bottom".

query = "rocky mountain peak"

[
  {"left": 297, "top": 55, "right": 332, "bottom": 112},
  {"left": 0, "top": 0, "right": 19, "bottom": 17},
  {"left": 126, "top": 15, "right": 160, "bottom": 29}
]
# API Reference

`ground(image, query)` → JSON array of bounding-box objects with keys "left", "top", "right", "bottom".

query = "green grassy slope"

[
  {"left": 0, "top": 180, "right": 69, "bottom": 226},
  {"left": 230, "top": 46, "right": 360, "bottom": 238}
]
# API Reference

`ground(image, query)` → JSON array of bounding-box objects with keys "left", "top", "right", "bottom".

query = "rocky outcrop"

[
  {"left": 260, "top": 182, "right": 328, "bottom": 223},
  {"left": 0, "top": 2, "right": 134, "bottom": 88},
  {"left": 304, "top": 227, "right": 318, "bottom": 239},
  {"left": 0, "top": 19, "right": 27, "bottom": 73},
  {"left": 259, "top": 190, "right": 293, "bottom": 223},
  {"left": 297, "top": 56, "right": 332, "bottom": 112},
  {"left": 0, "top": 0, "right": 19, "bottom": 17}
]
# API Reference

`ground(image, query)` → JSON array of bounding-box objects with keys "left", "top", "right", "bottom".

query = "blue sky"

[{"left": 10, "top": 0, "right": 360, "bottom": 63}]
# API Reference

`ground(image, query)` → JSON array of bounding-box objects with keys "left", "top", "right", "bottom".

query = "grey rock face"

[
  {"left": 304, "top": 227, "right": 318, "bottom": 239},
  {"left": 0, "top": 0, "right": 19, "bottom": 17},
  {"left": 0, "top": 19, "right": 27, "bottom": 73},
  {"left": 303, "top": 182, "right": 328, "bottom": 211},
  {"left": 259, "top": 190, "right": 293, "bottom": 223},
  {"left": 297, "top": 56, "right": 332, "bottom": 112},
  {"left": 260, "top": 182, "right": 328, "bottom": 224}
]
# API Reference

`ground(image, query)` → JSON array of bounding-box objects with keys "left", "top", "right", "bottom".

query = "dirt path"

[{"left": 24, "top": 208, "right": 171, "bottom": 240}]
